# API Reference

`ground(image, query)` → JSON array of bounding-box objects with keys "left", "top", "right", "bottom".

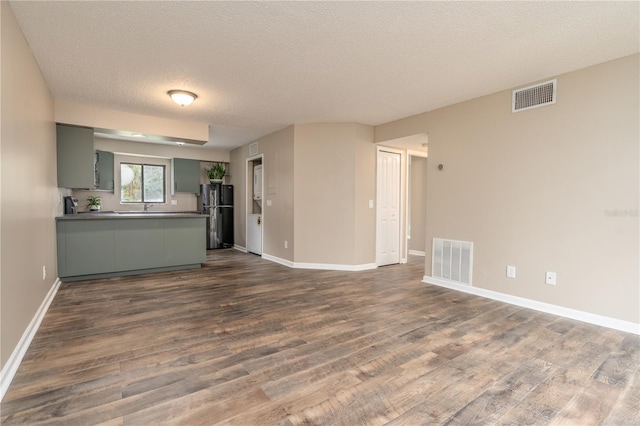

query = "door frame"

[
  {"left": 376, "top": 146, "right": 405, "bottom": 266},
  {"left": 246, "top": 154, "right": 264, "bottom": 256}
]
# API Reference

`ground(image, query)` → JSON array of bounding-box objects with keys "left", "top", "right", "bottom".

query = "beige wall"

[
  {"left": 262, "top": 126, "right": 295, "bottom": 260},
  {"left": 231, "top": 123, "right": 376, "bottom": 266},
  {"left": 375, "top": 111, "right": 428, "bottom": 144},
  {"left": 1, "top": 2, "right": 58, "bottom": 369},
  {"left": 353, "top": 126, "right": 377, "bottom": 265},
  {"left": 409, "top": 156, "right": 428, "bottom": 253},
  {"left": 376, "top": 54, "right": 640, "bottom": 324},
  {"left": 294, "top": 123, "right": 375, "bottom": 265},
  {"left": 294, "top": 123, "right": 355, "bottom": 264},
  {"left": 229, "top": 126, "right": 295, "bottom": 260},
  {"left": 229, "top": 144, "right": 250, "bottom": 248}
]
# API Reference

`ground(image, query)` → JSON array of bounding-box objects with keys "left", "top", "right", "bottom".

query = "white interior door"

[
  {"left": 377, "top": 150, "right": 401, "bottom": 266},
  {"left": 247, "top": 214, "right": 262, "bottom": 255}
]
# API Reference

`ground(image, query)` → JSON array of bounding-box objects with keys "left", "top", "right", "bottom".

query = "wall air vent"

[
  {"left": 432, "top": 238, "right": 473, "bottom": 285},
  {"left": 512, "top": 79, "right": 556, "bottom": 113},
  {"left": 249, "top": 142, "right": 259, "bottom": 156}
]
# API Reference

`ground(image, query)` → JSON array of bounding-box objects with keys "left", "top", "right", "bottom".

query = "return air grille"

[
  {"left": 512, "top": 79, "right": 556, "bottom": 112},
  {"left": 432, "top": 238, "right": 473, "bottom": 285}
]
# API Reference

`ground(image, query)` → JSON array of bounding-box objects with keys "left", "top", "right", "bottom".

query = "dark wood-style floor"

[{"left": 2, "top": 250, "right": 638, "bottom": 425}]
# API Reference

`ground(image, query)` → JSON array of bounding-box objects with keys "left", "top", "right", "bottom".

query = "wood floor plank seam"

[{"left": 2, "top": 250, "right": 638, "bottom": 425}]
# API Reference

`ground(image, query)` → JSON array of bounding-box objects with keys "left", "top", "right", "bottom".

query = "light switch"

[
  {"left": 368, "top": 200, "right": 374, "bottom": 209},
  {"left": 267, "top": 200, "right": 272, "bottom": 207}
]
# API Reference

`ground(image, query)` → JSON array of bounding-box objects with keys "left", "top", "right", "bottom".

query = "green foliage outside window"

[{"left": 121, "top": 163, "right": 165, "bottom": 203}]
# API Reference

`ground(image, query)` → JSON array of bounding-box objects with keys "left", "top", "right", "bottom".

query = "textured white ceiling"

[{"left": 9, "top": 1, "right": 639, "bottom": 150}]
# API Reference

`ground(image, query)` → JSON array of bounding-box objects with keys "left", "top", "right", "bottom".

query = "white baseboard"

[
  {"left": 409, "top": 250, "right": 426, "bottom": 257},
  {"left": 233, "top": 245, "right": 247, "bottom": 253},
  {"left": 262, "top": 253, "right": 294, "bottom": 268},
  {"left": 294, "top": 261, "right": 377, "bottom": 271},
  {"left": 262, "top": 253, "right": 377, "bottom": 272},
  {"left": 1, "top": 278, "right": 61, "bottom": 402},
  {"left": 423, "top": 276, "right": 640, "bottom": 335}
]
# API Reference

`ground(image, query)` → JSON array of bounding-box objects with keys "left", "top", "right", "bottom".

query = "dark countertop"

[{"left": 57, "top": 211, "right": 204, "bottom": 220}]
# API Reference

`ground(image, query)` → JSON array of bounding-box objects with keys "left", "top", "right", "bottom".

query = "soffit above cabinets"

[{"left": 93, "top": 129, "right": 207, "bottom": 147}]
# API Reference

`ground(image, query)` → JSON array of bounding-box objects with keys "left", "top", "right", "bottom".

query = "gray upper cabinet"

[
  {"left": 56, "top": 124, "right": 95, "bottom": 189},
  {"left": 95, "top": 150, "right": 114, "bottom": 190},
  {"left": 173, "top": 158, "right": 201, "bottom": 193}
]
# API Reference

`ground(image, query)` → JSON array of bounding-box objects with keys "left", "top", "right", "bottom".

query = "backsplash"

[{"left": 71, "top": 189, "right": 198, "bottom": 213}]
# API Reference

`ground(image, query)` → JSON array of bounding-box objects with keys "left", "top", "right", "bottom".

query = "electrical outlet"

[
  {"left": 284, "top": 240, "right": 288, "bottom": 249},
  {"left": 42, "top": 266, "right": 46, "bottom": 280},
  {"left": 171, "top": 200, "right": 178, "bottom": 206},
  {"left": 545, "top": 271, "right": 556, "bottom": 285},
  {"left": 506, "top": 265, "right": 516, "bottom": 279}
]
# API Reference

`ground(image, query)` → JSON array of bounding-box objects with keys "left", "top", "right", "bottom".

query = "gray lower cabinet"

[
  {"left": 115, "top": 219, "right": 165, "bottom": 271},
  {"left": 173, "top": 158, "right": 201, "bottom": 193},
  {"left": 59, "top": 220, "right": 116, "bottom": 277},
  {"left": 57, "top": 124, "right": 95, "bottom": 189},
  {"left": 164, "top": 219, "right": 206, "bottom": 265},
  {"left": 57, "top": 217, "right": 206, "bottom": 281}
]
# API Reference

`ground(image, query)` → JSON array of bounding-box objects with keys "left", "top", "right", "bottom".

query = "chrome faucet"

[{"left": 143, "top": 203, "right": 153, "bottom": 212}]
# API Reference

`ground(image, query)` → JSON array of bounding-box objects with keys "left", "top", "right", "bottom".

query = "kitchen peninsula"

[{"left": 56, "top": 212, "right": 206, "bottom": 282}]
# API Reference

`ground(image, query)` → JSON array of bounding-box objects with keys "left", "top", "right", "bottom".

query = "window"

[{"left": 120, "top": 163, "right": 166, "bottom": 203}]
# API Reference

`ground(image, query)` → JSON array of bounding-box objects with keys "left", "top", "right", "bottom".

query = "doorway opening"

[
  {"left": 246, "top": 155, "right": 264, "bottom": 255},
  {"left": 407, "top": 151, "right": 428, "bottom": 258},
  {"left": 375, "top": 133, "right": 428, "bottom": 266}
]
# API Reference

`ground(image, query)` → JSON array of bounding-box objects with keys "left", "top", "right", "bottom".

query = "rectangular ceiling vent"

[
  {"left": 432, "top": 238, "right": 473, "bottom": 285},
  {"left": 512, "top": 79, "right": 556, "bottom": 113}
]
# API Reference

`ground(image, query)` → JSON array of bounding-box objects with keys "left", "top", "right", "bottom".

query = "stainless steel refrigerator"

[{"left": 197, "top": 183, "right": 234, "bottom": 249}]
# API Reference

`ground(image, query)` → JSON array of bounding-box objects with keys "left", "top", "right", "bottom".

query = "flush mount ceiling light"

[{"left": 168, "top": 90, "right": 197, "bottom": 107}]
